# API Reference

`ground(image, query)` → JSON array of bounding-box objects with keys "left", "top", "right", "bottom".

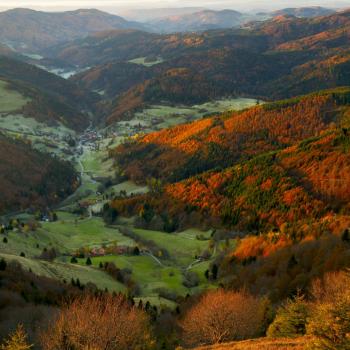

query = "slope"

[
  {"left": 113, "top": 88, "right": 350, "bottom": 183},
  {"left": 0, "top": 133, "right": 78, "bottom": 214},
  {"left": 0, "top": 57, "right": 100, "bottom": 130}
]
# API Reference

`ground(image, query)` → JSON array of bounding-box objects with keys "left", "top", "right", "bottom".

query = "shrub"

[
  {"left": 40, "top": 294, "right": 154, "bottom": 350},
  {"left": 306, "top": 271, "right": 350, "bottom": 350},
  {"left": 180, "top": 289, "right": 267, "bottom": 347},
  {"left": 267, "top": 294, "right": 309, "bottom": 338}
]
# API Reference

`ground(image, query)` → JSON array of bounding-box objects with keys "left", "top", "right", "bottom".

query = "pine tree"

[
  {"left": 0, "top": 324, "right": 32, "bottom": 350},
  {"left": 86, "top": 257, "right": 92, "bottom": 266},
  {"left": 267, "top": 294, "right": 309, "bottom": 338}
]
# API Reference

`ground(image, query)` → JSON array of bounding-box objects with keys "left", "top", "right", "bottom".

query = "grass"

[
  {"left": 132, "top": 228, "right": 211, "bottom": 266},
  {"left": 80, "top": 146, "right": 115, "bottom": 178},
  {"left": 110, "top": 181, "right": 149, "bottom": 196},
  {"left": 76, "top": 254, "right": 190, "bottom": 296},
  {"left": 0, "top": 112, "right": 76, "bottom": 159},
  {"left": 0, "top": 215, "right": 136, "bottom": 257},
  {"left": 0, "top": 252, "right": 126, "bottom": 292},
  {"left": 0, "top": 80, "right": 30, "bottom": 112},
  {"left": 193, "top": 337, "right": 309, "bottom": 350},
  {"left": 40, "top": 216, "right": 136, "bottom": 253}
]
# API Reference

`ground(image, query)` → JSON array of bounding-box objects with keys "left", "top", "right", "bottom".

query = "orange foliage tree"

[
  {"left": 179, "top": 289, "right": 268, "bottom": 347},
  {"left": 40, "top": 294, "right": 154, "bottom": 350}
]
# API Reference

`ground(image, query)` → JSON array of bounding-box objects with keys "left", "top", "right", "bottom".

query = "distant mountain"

[
  {"left": 272, "top": 6, "right": 335, "bottom": 18},
  {"left": 148, "top": 9, "right": 245, "bottom": 33},
  {"left": 0, "top": 8, "right": 145, "bottom": 53},
  {"left": 117, "top": 7, "right": 207, "bottom": 22}
]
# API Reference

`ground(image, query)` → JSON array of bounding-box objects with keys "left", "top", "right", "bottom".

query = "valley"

[{"left": 0, "top": 94, "right": 256, "bottom": 307}]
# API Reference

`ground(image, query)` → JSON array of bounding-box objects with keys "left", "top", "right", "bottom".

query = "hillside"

[
  {"left": 0, "top": 133, "right": 78, "bottom": 214},
  {"left": 0, "top": 57, "right": 99, "bottom": 130},
  {"left": 108, "top": 90, "right": 350, "bottom": 302},
  {"left": 0, "top": 8, "right": 145, "bottom": 53},
  {"left": 113, "top": 88, "right": 350, "bottom": 183},
  {"left": 71, "top": 61, "right": 156, "bottom": 99}
]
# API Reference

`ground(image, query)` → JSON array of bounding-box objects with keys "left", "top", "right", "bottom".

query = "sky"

[{"left": 0, "top": 0, "right": 349, "bottom": 13}]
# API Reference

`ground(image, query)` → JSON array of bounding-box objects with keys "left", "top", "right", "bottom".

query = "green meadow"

[
  {"left": 0, "top": 80, "right": 30, "bottom": 112},
  {"left": 0, "top": 215, "right": 136, "bottom": 258},
  {"left": 132, "top": 227, "right": 212, "bottom": 266},
  {"left": 0, "top": 252, "right": 126, "bottom": 292}
]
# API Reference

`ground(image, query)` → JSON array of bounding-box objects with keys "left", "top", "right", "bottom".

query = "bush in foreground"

[
  {"left": 40, "top": 294, "right": 154, "bottom": 350},
  {"left": 179, "top": 289, "right": 268, "bottom": 347},
  {"left": 267, "top": 294, "right": 309, "bottom": 338},
  {"left": 306, "top": 271, "right": 350, "bottom": 350}
]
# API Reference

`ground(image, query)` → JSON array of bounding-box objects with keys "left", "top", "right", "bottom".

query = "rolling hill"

[
  {"left": 111, "top": 88, "right": 350, "bottom": 227},
  {"left": 65, "top": 10, "right": 350, "bottom": 125},
  {"left": 0, "top": 56, "right": 100, "bottom": 130},
  {"left": 0, "top": 8, "right": 145, "bottom": 53}
]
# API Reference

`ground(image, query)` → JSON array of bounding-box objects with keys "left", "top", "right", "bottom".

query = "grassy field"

[
  {"left": 81, "top": 146, "right": 115, "bottom": 178},
  {"left": 111, "top": 181, "right": 149, "bottom": 196},
  {"left": 76, "top": 252, "right": 214, "bottom": 301},
  {"left": 0, "top": 215, "right": 136, "bottom": 257},
  {"left": 0, "top": 110, "right": 76, "bottom": 159},
  {"left": 40, "top": 216, "right": 136, "bottom": 252},
  {"left": 0, "top": 80, "right": 30, "bottom": 112},
  {"left": 128, "top": 57, "right": 164, "bottom": 67},
  {"left": 0, "top": 252, "right": 126, "bottom": 292},
  {"left": 77, "top": 254, "right": 189, "bottom": 295},
  {"left": 132, "top": 228, "right": 212, "bottom": 266}
]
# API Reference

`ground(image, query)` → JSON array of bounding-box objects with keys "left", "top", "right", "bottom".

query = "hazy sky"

[{"left": 1, "top": 0, "right": 349, "bottom": 12}]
